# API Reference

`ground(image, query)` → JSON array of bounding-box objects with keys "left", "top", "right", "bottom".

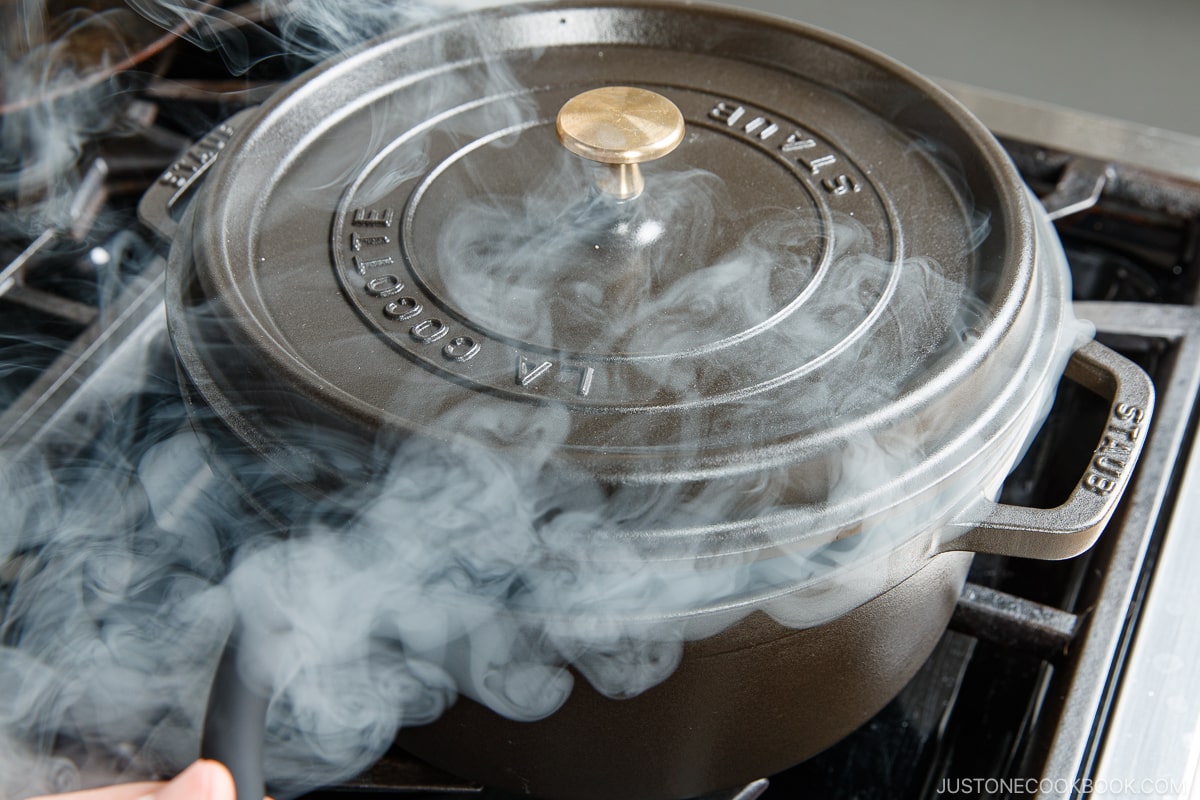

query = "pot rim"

[{"left": 179, "top": 0, "right": 1040, "bottom": 472}]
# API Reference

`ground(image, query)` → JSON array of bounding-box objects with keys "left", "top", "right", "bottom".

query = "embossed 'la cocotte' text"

[{"left": 349, "top": 206, "right": 481, "bottom": 363}]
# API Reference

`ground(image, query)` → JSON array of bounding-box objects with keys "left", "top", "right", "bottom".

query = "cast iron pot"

[{"left": 138, "top": 2, "right": 1155, "bottom": 798}]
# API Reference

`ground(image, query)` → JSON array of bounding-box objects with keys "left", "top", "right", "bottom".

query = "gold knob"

[{"left": 556, "top": 86, "right": 685, "bottom": 200}]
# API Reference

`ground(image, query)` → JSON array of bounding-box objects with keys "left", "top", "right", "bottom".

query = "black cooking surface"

[{"left": 2, "top": 5, "right": 1198, "bottom": 800}]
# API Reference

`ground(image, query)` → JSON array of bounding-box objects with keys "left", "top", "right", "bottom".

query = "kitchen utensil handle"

[
  {"left": 137, "top": 107, "right": 259, "bottom": 241},
  {"left": 942, "top": 339, "right": 1154, "bottom": 560},
  {"left": 201, "top": 631, "right": 270, "bottom": 800}
]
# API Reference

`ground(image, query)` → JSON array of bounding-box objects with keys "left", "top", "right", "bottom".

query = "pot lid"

[{"left": 171, "top": 2, "right": 1068, "bottom": 566}]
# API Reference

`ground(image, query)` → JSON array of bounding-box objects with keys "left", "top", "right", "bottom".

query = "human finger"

[{"left": 28, "top": 759, "right": 235, "bottom": 800}]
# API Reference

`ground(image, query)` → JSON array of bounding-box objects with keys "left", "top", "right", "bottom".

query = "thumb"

[{"left": 147, "top": 760, "right": 236, "bottom": 800}]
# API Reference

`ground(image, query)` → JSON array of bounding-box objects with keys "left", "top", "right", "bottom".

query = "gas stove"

[{"left": 2, "top": 3, "right": 1199, "bottom": 800}]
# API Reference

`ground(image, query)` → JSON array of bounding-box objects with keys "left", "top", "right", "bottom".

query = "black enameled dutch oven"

[{"left": 138, "top": 3, "right": 1155, "bottom": 799}]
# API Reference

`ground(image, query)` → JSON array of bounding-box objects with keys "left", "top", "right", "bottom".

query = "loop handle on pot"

[
  {"left": 941, "top": 339, "right": 1154, "bottom": 560},
  {"left": 138, "top": 106, "right": 259, "bottom": 240}
]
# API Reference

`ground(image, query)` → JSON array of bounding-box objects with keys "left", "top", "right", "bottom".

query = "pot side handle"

[
  {"left": 137, "top": 106, "right": 260, "bottom": 241},
  {"left": 939, "top": 339, "right": 1154, "bottom": 561}
]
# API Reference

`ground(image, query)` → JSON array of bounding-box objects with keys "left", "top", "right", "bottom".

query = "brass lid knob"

[{"left": 556, "top": 86, "right": 685, "bottom": 200}]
